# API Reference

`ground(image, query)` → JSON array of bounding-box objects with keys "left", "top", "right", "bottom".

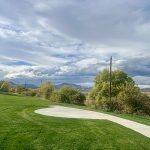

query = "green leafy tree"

[
  {"left": 90, "top": 69, "right": 134, "bottom": 101},
  {"left": 89, "top": 70, "right": 134, "bottom": 110},
  {"left": 89, "top": 69, "right": 150, "bottom": 115}
]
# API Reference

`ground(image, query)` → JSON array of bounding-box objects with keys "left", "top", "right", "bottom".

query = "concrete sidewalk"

[{"left": 35, "top": 105, "right": 150, "bottom": 138}]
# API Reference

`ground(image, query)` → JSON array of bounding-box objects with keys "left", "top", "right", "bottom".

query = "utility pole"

[
  {"left": 109, "top": 56, "right": 112, "bottom": 101},
  {"left": 25, "top": 80, "right": 27, "bottom": 89},
  {"left": 40, "top": 80, "right": 43, "bottom": 85}
]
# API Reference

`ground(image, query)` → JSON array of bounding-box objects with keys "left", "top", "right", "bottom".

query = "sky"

[{"left": 0, "top": 0, "right": 150, "bottom": 88}]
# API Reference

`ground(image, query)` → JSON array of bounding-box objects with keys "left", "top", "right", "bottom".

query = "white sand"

[{"left": 35, "top": 105, "right": 150, "bottom": 138}]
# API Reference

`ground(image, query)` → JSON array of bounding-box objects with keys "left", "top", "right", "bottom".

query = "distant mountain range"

[
  {"left": 141, "top": 88, "right": 150, "bottom": 92},
  {"left": 9, "top": 81, "right": 92, "bottom": 92},
  {"left": 55, "top": 83, "right": 92, "bottom": 92},
  {"left": 9, "top": 81, "right": 150, "bottom": 93},
  {"left": 8, "top": 81, "right": 150, "bottom": 93},
  {"left": 9, "top": 82, "right": 38, "bottom": 89}
]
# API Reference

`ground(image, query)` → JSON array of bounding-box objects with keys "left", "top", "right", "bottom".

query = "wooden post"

[{"left": 109, "top": 56, "right": 112, "bottom": 101}]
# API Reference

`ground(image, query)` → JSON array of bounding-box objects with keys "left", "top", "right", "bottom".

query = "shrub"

[
  {"left": 59, "top": 86, "right": 76, "bottom": 103},
  {"left": 118, "top": 83, "right": 150, "bottom": 115},
  {"left": 40, "top": 81, "right": 55, "bottom": 99},
  {"left": 51, "top": 86, "right": 86, "bottom": 105},
  {"left": 70, "top": 91, "right": 85, "bottom": 105},
  {"left": 85, "top": 99, "right": 96, "bottom": 108},
  {"left": 22, "top": 89, "right": 37, "bottom": 97},
  {"left": 140, "top": 93, "right": 150, "bottom": 115},
  {"left": 50, "top": 90, "right": 61, "bottom": 102},
  {"left": 16, "top": 85, "right": 26, "bottom": 94}
]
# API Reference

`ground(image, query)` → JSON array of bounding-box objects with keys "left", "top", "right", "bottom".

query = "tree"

[
  {"left": 40, "top": 81, "right": 55, "bottom": 99},
  {"left": 88, "top": 69, "right": 150, "bottom": 115},
  {"left": 0, "top": 80, "right": 5, "bottom": 87},
  {"left": 0, "top": 81, "right": 10, "bottom": 92},
  {"left": 89, "top": 70, "right": 134, "bottom": 110},
  {"left": 90, "top": 69, "right": 134, "bottom": 100}
]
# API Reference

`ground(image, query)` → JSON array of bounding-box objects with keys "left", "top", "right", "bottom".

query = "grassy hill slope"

[{"left": 0, "top": 94, "right": 150, "bottom": 150}]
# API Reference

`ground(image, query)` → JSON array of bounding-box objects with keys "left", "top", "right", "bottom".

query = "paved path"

[{"left": 35, "top": 105, "right": 150, "bottom": 138}]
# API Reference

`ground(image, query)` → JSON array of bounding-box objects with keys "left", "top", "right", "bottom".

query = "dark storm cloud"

[
  {"left": 113, "top": 55, "right": 150, "bottom": 76},
  {"left": 38, "top": 0, "right": 150, "bottom": 47}
]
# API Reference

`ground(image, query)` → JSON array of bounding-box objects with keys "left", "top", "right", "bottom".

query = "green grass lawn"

[{"left": 0, "top": 94, "right": 150, "bottom": 150}]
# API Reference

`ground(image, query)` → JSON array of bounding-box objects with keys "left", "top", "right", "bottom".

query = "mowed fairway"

[{"left": 0, "top": 94, "right": 150, "bottom": 150}]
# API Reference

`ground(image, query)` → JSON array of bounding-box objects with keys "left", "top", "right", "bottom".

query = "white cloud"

[
  {"left": 138, "top": 85, "right": 150, "bottom": 89},
  {"left": 75, "top": 58, "right": 98, "bottom": 69},
  {"left": 0, "top": 0, "right": 149, "bottom": 87}
]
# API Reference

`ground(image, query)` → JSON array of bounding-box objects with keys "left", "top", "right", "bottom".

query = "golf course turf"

[{"left": 0, "top": 93, "right": 150, "bottom": 150}]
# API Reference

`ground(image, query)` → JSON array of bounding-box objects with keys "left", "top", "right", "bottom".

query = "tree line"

[
  {"left": 0, "top": 69, "right": 150, "bottom": 115},
  {"left": 0, "top": 80, "right": 86, "bottom": 105}
]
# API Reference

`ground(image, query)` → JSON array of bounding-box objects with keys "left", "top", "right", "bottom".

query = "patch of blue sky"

[{"left": 2, "top": 60, "right": 34, "bottom": 66}]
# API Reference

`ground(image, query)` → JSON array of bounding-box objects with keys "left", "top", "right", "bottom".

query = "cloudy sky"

[{"left": 0, "top": 0, "right": 150, "bottom": 87}]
